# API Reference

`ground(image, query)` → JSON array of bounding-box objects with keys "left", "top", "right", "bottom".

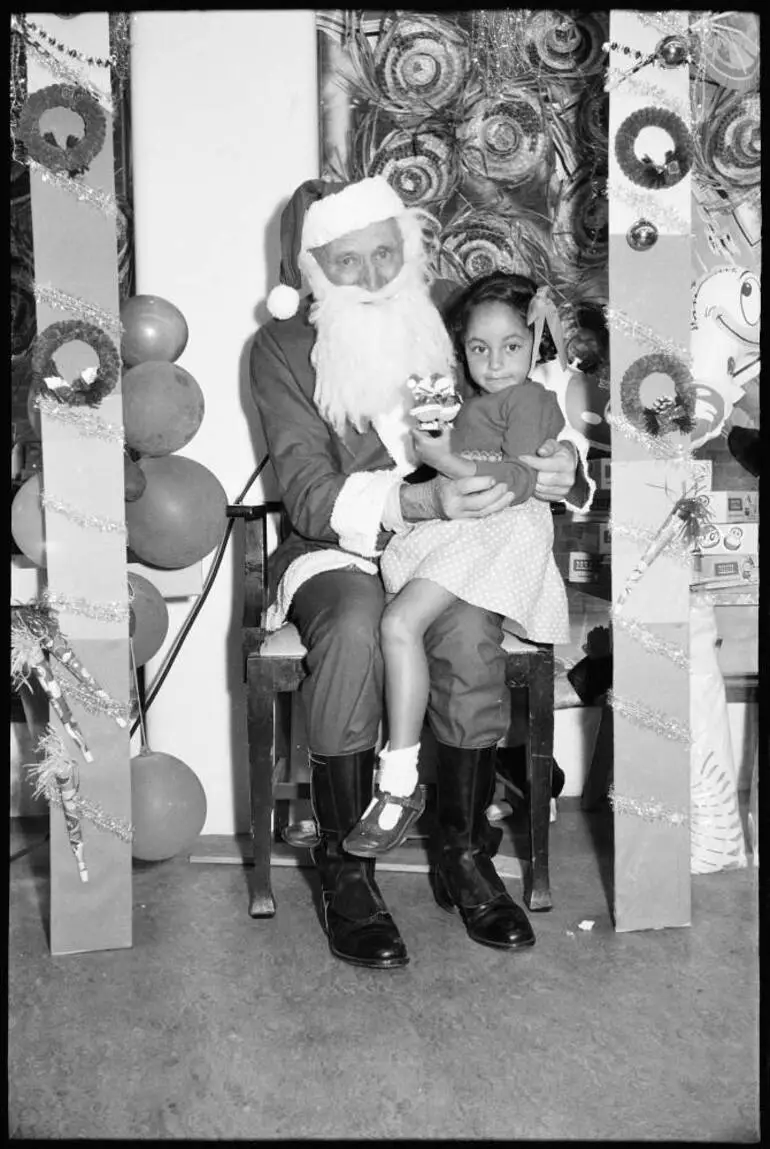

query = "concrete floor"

[{"left": 8, "top": 803, "right": 760, "bottom": 1141}]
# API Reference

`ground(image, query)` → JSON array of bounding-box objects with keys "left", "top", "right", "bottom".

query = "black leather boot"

[
  {"left": 309, "top": 751, "right": 409, "bottom": 969},
  {"left": 433, "top": 744, "right": 535, "bottom": 950}
]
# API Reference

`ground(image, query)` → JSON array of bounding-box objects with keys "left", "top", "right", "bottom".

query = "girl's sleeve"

[{"left": 470, "top": 385, "right": 565, "bottom": 504}]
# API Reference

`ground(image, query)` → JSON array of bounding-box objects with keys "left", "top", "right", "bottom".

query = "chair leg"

[
  {"left": 246, "top": 659, "right": 277, "bottom": 918},
  {"left": 525, "top": 647, "right": 554, "bottom": 912}
]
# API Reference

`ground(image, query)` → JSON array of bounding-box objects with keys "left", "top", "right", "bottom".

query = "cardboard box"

[
  {"left": 698, "top": 490, "right": 758, "bottom": 523},
  {"left": 692, "top": 553, "right": 759, "bottom": 587},
  {"left": 566, "top": 551, "right": 610, "bottom": 585},
  {"left": 697, "top": 522, "right": 758, "bottom": 555}
]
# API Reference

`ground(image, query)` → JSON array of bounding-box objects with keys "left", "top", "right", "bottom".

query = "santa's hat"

[{"left": 266, "top": 176, "right": 407, "bottom": 320}]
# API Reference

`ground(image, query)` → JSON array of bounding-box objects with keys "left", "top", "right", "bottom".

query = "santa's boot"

[
  {"left": 309, "top": 751, "right": 409, "bottom": 969},
  {"left": 433, "top": 744, "right": 535, "bottom": 950}
]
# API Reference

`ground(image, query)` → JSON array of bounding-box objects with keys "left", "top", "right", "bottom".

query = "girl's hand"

[{"left": 411, "top": 425, "right": 453, "bottom": 469}]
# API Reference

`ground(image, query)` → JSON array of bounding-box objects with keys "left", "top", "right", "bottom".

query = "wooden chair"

[{"left": 230, "top": 502, "right": 556, "bottom": 920}]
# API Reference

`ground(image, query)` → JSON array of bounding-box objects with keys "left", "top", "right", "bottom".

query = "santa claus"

[{"left": 250, "top": 175, "right": 589, "bottom": 970}]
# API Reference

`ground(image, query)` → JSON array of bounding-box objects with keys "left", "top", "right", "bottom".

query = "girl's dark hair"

[{"left": 446, "top": 271, "right": 556, "bottom": 379}]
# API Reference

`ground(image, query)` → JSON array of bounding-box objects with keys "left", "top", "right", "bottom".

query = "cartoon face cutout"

[
  {"left": 531, "top": 359, "right": 610, "bottom": 453},
  {"left": 723, "top": 526, "right": 744, "bottom": 552},
  {"left": 690, "top": 266, "right": 760, "bottom": 448},
  {"left": 699, "top": 526, "right": 721, "bottom": 550}
]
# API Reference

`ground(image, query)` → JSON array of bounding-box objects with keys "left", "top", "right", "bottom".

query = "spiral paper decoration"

[
  {"left": 373, "top": 14, "right": 469, "bottom": 117},
  {"left": 368, "top": 128, "right": 458, "bottom": 207},
  {"left": 703, "top": 93, "right": 760, "bottom": 190},
  {"left": 576, "top": 84, "right": 609, "bottom": 154},
  {"left": 522, "top": 10, "right": 606, "bottom": 76},
  {"left": 458, "top": 91, "right": 550, "bottom": 185},
  {"left": 439, "top": 212, "right": 554, "bottom": 286},
  {"left": 553, "top": 175, "right": 608, "bottom": 270}
]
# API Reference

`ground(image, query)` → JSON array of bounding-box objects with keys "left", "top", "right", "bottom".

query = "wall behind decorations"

[{"left": 130, "top": 10, "right": 318, "bottom": 834}]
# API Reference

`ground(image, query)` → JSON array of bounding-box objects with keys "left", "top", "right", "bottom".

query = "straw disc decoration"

[
  {"left": 457, "top": 90, "right": 550, "bottom": 185},
  {"left": 555, "top": 175, "right": 608, "bottom": 269},
  {"left": 17, "top": 83, "right": 107, "bottom": 177},
  {"left": 438, "top": 213, "right": 518, "bottom": 283},
  {"left": 522, "top": 10, "right": 606, "bottom": 78},
  {"left": 697, "top": 11, "right": 760, "bottom": 92},
  {"left": 368, "top": 127, "right": 458, "bottom": 207},
  {"left": 576, "top": 84, "right": 609, "bottom": 153},
  {"left": 372, "top": 14, "right": 469, "bottom": 119},
  {"left": 702, "top": 93, "right": 760, "bottom": 191}
]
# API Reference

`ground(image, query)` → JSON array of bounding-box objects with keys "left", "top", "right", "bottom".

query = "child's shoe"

[{"left": 342, "top": 785, "right": 426, "bottom": 857}]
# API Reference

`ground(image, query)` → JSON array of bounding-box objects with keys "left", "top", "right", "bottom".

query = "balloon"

[
  {"left": 125, "top": 455, "right": 227, "bottom": 568},
  {"left": 11, "top": 473, "right": 46, "bottom": 566},
  {"left": 122, "top": 361, "right": 205, "bottom": 456},
  {"left": 127, "top": 572, "right": 169, "bottom": 667},
  {"left": 120, "top": 295, "right": 189, "bottom": 367},
  {"left": 130, "top": 750, "right": 207, "bottom": 861},
  {"left": 124, "top": 455, "right": 147, "bottom": 502}
]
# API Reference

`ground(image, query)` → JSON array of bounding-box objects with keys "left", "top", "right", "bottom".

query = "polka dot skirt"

[{"left": 381, "top": 498, "right": 570, "bottom": 643}]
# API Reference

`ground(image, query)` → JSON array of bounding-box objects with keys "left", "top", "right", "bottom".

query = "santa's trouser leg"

[
  {"left": 291, "top": 569, "right": 407, "bottom": 968},
  {"left": 424, "top": 599, "right": 535, "bottom": 949}
]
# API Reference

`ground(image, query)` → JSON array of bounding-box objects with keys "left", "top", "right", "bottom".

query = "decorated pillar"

[
  {"left": 15, "top": 12, "right": 132, "bottom": 954},
  {"left": 606, "top": 11, "right": 695, "bottom": 930}
]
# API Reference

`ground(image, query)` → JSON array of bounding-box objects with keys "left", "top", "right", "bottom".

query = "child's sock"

[{"left": 363, "top": 742, "right": 420, "bottom": 831}]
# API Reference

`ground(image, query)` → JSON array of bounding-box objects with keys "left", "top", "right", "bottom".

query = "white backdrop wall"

[{"left": 130, "top": 10, "right": 318, "bottom": 834}]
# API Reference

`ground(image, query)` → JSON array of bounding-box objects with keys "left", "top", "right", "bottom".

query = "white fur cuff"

[{"left": 330, "top": 470, "right": 404, "bottom": 557}]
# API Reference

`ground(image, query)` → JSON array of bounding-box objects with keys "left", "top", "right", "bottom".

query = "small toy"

[{"left": 407, "top": 372, "right": 462, "bottom": 433}]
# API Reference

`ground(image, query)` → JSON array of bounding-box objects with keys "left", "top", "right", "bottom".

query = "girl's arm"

[
  {"left": 410, "top": 426, "right": 477, "bottom": 479},
  {"left": 470, "top": 384, "right": 566, "bottom": 504}
]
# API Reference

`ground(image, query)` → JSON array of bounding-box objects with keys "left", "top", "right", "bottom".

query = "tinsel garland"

[
  {"left": 28, "top": 160, "right": 120, "bottom": 218},
  {"left": 605, "top": 308, "right": 692, "bottom": 365},
  {"left": 33, "top": 394, "right": 125, "bottom": 445},
  {"left": 610, "top": 520, "right": 694, "bottom": 569},
  {"left": 40, "top": 494, "right": 127, "bottom": 536},
  {"left": 606, "top": 690, "right": 691, "bottom": 745},
  {"left": 41, "top": 589, "right": 130, "bottom": 625},
  {"left": 34, "top": 284, "right": 124, "bottom": 341},
  {"left": 11, "top": 21, "right": 113, "bottom": 111},
  {"left": 55, "top": 674, "right": 131, "bottom": 728},
  {"left": 606, "top": 412, "right": 694, "bottom": 461},
  {"left": 610, "top": 183, "right": 689, "bottom": 234},
  {"left": 611, "top": 612, "right": 690, "bottom": 671},
  {"left": 603, "top": 72, "right": 690, "bottom": 121},
  {"left": 608, "top": 784, "right": 688, "bottom": 826},
  {"left": 28, "top": 726, "right": 89, "bottom": 881}
]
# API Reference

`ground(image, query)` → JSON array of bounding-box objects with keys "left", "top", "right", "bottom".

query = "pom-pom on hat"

[{"left": 266, "top": 176, "right": 406, "bottom": 319}]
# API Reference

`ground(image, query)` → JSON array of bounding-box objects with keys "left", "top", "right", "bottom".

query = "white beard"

[{"left": 305, "top": 258, "right": 456, "bottom": 435}]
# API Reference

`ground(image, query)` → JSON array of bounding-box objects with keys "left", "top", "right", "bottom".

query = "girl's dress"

[{"left": 380, "top": 380, "right": 570, "bottom": 644}]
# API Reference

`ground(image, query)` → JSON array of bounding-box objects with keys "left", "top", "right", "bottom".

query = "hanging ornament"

[
  {"left": 620, "top": 352, "right": 695, "bottom": 437},
  {"left": 626, "top": 218, "right": 659, "bottom": 251},
  {"left": 656, "top": 35, "right": 691, "bottom": 68}
]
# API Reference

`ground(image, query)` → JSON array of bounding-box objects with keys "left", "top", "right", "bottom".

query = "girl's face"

[{"left": 463, "top": 300, "right": 534, "bottom": 394}]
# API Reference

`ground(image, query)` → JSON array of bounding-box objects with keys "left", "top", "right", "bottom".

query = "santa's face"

[
  {"left": 311, "top": 219, "right": 404, "bottom": 293},
  {"left": 301, "top": 213, "right": 456, "bottom": 436}
]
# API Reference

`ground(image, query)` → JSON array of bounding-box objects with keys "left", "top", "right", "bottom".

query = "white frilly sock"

[{"left": 361, "top": 742, "right": 420, "bottom": 831}]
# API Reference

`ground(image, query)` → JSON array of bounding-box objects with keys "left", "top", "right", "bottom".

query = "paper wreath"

[
  {"left": 31, "top": 320, "right": 121, "bottom": 407},
  {"left": 18, "top": 83, "right": 107, "bottom": 177},
  {"left": 620, "top": 352, "right": 695, "bottom": 436},
  {"left": 614, "top": 106, "right": 693, "bottom": 190}
]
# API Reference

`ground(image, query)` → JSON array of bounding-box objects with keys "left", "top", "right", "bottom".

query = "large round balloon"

[
  {"left": 122, "top": 361, "right": 205, "bottom": 456},
  {"left": 130, "top": 749, "right": 207, "bottom": 861},
  {"left": 127, "top": 572, "right": 169, "bottom": 668},
  {"left": 120, "top": 295, "right": 189, "bottom": 367},
  {"left": 125, "top": 455, "right": 227, "bottom": 568},
  {"left": 11, "top": 473, "right": 47, "bottom": 566}
]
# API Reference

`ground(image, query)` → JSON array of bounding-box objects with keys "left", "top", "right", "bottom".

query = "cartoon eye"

[{"left": 739, "top": 274, "right": 760, "bottom": 326}]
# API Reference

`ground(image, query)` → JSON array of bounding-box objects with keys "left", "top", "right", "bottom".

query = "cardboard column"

[
  {"left": 26, "top": 12, "right": 132, "bottom": 954},
  {"left": 608, "top": 10, "right": 693, "bottom": 931}
]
